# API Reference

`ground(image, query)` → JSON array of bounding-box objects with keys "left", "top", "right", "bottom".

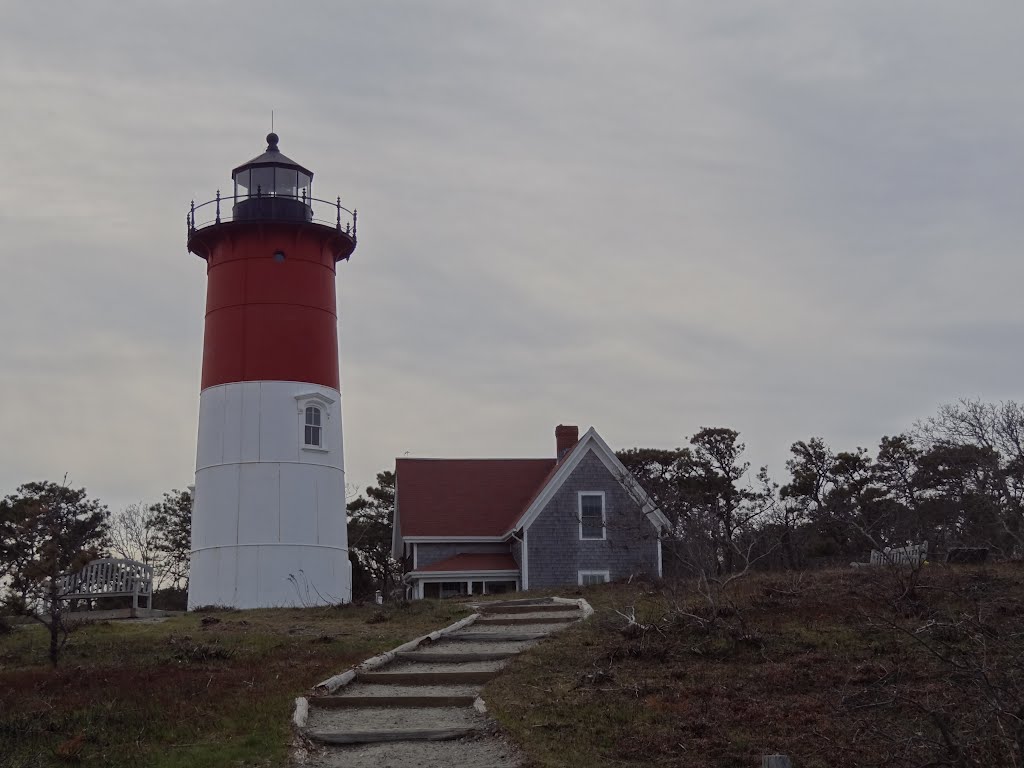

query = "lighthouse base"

[
  {"left": 187, "top": 380, "right": 351, "bottom": 610},
  {"left": 188, "top": 543, "right": 352, "bottom": 609}
]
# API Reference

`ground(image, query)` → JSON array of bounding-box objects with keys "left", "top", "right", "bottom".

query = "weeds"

[
  {"left": 0, "top": 599, "right": 471, "bottom": 766},
  {"left": 486, "top": 565, "right": 1024, "bottom": 768}
]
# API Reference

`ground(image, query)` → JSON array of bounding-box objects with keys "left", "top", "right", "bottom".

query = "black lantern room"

[{"left": 231, "top": 132, "right": 314, "bottom": 222}]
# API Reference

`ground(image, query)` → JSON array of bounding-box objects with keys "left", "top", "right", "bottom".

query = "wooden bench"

[
  {"left": 58, "top": 558, "right": 154, "bottom": 616},
  {"left": 869, "top": 541, "right": 928, "bottom": 567}
]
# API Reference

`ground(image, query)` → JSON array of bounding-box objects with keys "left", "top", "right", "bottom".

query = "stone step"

[
  {"left": 312, "top": 694, "right": 477, "bottom": 709},
  {"left": 306, "top": 726, "right": 482, "bottom": 745},
  {"left": 474, "top": 615, "right": 577, "bottom": 625},
  {"left": 482, "top": 597, "right": 557, "bottom": 607},
  {"left": 448, "top": 622, "right": 571, "bottom": 636},
  {"left": 305, "top": 705, "right": 484, "bottom": 745},
  {"left": 304, "top": 738, "right": 523, "bottom": 767},
  {"left": 358, "top": 670, "right": 499, "bottom": 685},
  {"left": 331, "top": 682, "right": 481, "bottom": 699},
  {"left": 446, "top": 631, "right": 547, "bottom": 642},
  {"left": 396, "top": 650, "right": 516, "bottom": 663},
  {"left": 480, "top": 603, "right": 573, "bottom": 615}
]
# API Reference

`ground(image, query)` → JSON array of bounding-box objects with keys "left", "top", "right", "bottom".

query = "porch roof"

[{"left": 415, "top": 552, "right": 519, "bottom": 574}]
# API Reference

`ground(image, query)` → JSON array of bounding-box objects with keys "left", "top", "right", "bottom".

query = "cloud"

[{"left": 2, "top": 2, "right": 1023, "bottom": 510}]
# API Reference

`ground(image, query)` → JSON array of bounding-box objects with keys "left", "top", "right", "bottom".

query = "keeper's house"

[{"left": 392, "top": 425, "right": 669, "bottom": 599}]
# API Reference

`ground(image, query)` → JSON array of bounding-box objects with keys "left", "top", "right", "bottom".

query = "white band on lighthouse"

[{"left": 188, "top": 380, "right": 352, "bottom": 609}]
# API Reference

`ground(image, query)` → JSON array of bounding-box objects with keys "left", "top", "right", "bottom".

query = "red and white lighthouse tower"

[{"left": 185, "top": 133, "right": 356, "bottom": 608}]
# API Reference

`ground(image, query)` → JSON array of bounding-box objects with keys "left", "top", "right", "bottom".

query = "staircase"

[{"left": 297, "top": 598, "right": 587, "bottom": 767}]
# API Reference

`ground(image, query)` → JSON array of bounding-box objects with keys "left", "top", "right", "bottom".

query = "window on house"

[
  {"left": 423, "top": 582, "right": 441, "bottom": 599},
  {"left": 579, "top": 492, "right": 605, "bottom": 540},
  {"left": 440, "top": 581, "right": 468, "bottom": 598},
  {"left": 304, "top": 406, "right": 322, "bottom": 447},
  {"left": 484, "top": 580, "right": 516, "bottom": 594},
  {"left": 578, "top": 570, "right": 610, "bottom": 586}
]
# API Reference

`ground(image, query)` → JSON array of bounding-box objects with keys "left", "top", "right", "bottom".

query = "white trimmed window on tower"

[
  {"left": 304, "top": 405, "right": 322, "bottom": 448},
  {"left": 295, "top": 391, "right": 335, "bottom": 452}
]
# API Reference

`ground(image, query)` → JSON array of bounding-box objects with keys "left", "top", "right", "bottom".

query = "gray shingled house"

[{"left": 391, "top": 425, "right": 670, "bottom": 599}]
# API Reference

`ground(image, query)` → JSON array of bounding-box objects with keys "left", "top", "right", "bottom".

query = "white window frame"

[
  {"left": 578, "top": 491, "right": 606, "bottom": 540},
  {"left": 303, "top": 405, "right": 323, "bottom": 448},
  {"left": 578, "top": 570, "right": 610, "bottom": 586},
  {"left": 295, "top": 392, "right": 334, "bottom": 453}
]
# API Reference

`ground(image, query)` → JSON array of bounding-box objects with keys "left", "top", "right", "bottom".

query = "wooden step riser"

[
  {"left": 396, "top": 651, "right": 514, "bottom": 663},
  {"left": 481, "top": 604, "right": 574, "bottom": 615},
  {"left": 357, "top": 671, "right": 498, "bottom": 685},
  {"left": 448, "top": 632, "right": 546, "bottom": 642},
  {"left": 307, "top": 726, "right": 481, "bottom": 745},
  {"left": 311, "top": 695, "right": 477, "bottom": 709},
  {"left": 475, "top": 616, "right": 576, "bottom": 625}
]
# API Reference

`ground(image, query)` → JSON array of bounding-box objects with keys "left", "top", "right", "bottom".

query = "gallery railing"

[{"left": 187, "top": 188, "right": 357, "bottom": 239}]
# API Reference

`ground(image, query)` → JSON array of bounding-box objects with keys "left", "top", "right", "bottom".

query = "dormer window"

[{"left": 304, "top": 406, "right": 322, "bottom": 448}]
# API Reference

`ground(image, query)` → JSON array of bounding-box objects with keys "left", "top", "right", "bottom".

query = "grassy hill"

[
  {"left": 484, "top": 564, "right": 1024, "bottom": 768},
  {"left": 3, "top": 566, "right": 1020, "bottom": 767},
  {"left": 0, "top": 600, "right": 469, "bottom": 767}
]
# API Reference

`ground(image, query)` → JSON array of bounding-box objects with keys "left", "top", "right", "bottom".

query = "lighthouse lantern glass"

[
  {"left": 234, "top": 169, "right": 251, "bottom": 199},
  {"left": 251, "top": 166, "right": 273, "bottom": 197},
  {"left": 276, "top": 168, "right": 298, "bottom": 198}
]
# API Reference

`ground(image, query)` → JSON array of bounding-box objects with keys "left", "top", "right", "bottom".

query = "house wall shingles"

[
  {"left": 526, "top": 449, "right": 659, "bottom": 588},
  {"left": 416, "top": 542, "right": 511, "bottom": 569}
]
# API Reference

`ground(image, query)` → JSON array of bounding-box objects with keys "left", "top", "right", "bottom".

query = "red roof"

[
  {"left": 417, "top": 553, "right": 519, "bottom": 573},
  {"left": 396, "top": 458, "right": 556, "bottom": 537}
]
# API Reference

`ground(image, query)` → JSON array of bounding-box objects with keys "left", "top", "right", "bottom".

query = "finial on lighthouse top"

[{"left": 266, "top": 132, "right": 280, "bottom": 151}]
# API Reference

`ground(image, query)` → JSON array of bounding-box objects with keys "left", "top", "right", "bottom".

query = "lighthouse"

[{"left": 185, "top": 133, "right": 356, "bottom": 609}]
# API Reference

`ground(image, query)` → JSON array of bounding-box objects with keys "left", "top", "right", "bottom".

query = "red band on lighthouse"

[{"left": 201, "top": 225, "right": 341, "bottom": 390}]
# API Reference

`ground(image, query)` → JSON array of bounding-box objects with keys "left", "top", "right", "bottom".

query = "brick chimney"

[{"left": 555, "top": 424, "right": 579, "bottom": 460}]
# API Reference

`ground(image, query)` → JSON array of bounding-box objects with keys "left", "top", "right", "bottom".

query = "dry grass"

[
  {"left": 0, "top": 600, "right": 469, "bottom": 767},
  {"left": 484, "top": 564, "right": 1024, "bottom": 768}
]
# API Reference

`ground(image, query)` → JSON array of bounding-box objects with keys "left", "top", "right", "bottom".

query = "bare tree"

[
  {"left": 107, "top": 502, "right": 159, "bottom": 569},
  {"left": 916, "top": 399, "right": 1024, "bottom": 556}
]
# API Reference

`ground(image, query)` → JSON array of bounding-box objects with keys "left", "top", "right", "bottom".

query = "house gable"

[
  {"left": 524, "top": 448, "right": 661, "bottom": 589},
  {"left": 512, "top": 427, "right": 670, "bottom": 536}
]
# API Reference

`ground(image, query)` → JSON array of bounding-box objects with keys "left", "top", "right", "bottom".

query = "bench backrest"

[
  {"left": 870, "top": 541, "right": 928, "bottom": 567},
  {"left": 58, "top": 558, "right": 154, "bottom": 597}
]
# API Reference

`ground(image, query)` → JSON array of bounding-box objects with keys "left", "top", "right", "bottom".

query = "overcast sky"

[{"left": 2, "top": 2, "right": 1023, "bottom": 511}]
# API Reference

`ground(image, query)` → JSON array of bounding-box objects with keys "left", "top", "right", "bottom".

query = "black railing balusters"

[{"left": 187, "top": 193, "right": 356, "bottom": 240}]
